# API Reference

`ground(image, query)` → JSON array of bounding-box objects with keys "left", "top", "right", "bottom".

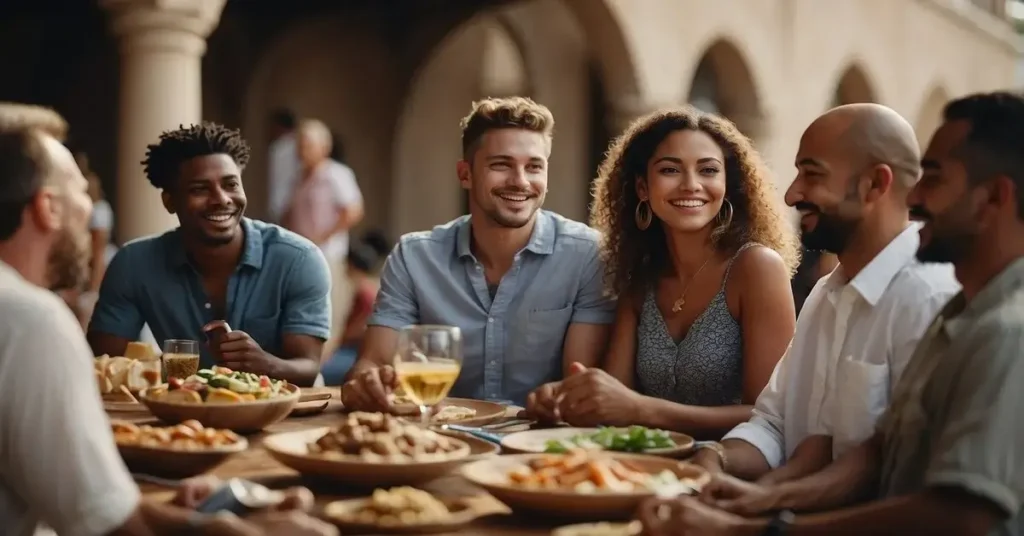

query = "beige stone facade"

[{"left": 1, "top": 0, "right": 1019, "bottom": 241}]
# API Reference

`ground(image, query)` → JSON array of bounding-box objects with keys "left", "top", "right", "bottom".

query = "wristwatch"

[{"left": 762, "top": 509, "right": 795, "bottom": 535}]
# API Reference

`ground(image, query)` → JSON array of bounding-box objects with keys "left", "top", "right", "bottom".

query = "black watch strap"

[{"left": 762, "top": 509, "right": 795, "bottom": 536}]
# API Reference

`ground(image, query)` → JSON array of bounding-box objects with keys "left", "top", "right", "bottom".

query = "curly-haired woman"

[{"left": 526, "top": 106, "right": 800, "bottom": 438}]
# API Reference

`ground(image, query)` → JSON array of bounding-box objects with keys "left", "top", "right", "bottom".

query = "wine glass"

[{"left": 393, "top": 325, "right": 463, "bottom": 425}]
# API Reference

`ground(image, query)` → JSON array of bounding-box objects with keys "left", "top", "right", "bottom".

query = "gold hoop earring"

[
  {"left": 635, "top": 200, "right": 653, "bottom": 231},
  {"left": 716, "top": 199, "right": 734, "bottom": 230}
]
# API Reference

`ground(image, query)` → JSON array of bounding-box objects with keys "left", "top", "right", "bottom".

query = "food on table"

[
  {"left": 112, "top": 419, "right": 242, "bottom": 450},
  {"left": 307, "top": 412, "right": 467, "bottom": 462},
  {"left": 394, "top": 359, "right": 461, "bottom": 405},
  {"left": 553, "top": 521, "right": 642, "bottom": 536},
  {"left": 432, "top": 405, "right": 477, "bottom": 423},
  {"left": 506, "top": 450, "right": 698, "bottom": 493},
  {"left": 544, "top": 426, "right": 677, "bottom": 454},
  {"left": 330, "top": 486, "right": 458, "bottom": 526},
  {"left": 94, "top": 345, "right": 162, "bottom": 396},
  {"left": 145, "top": 366, "right": 289, "bottom": 404}
]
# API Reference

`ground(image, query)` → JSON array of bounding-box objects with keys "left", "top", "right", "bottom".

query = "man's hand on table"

[
  {"left": 637, "top": 495, "right": 765, "bottom": 536},
  {"left": 519, "top": 381, "right": 562, "bottom": 423},
  {"left": 699, "top": 473, "right": 786, "bottom": 517},
  {"left": 340, "top": 364, "right": 396, "bottom": 411},
  {"left": 172, "top": 477, "right": 335, "bottom": 535},
  {"left": 216, "top": 331, "right": 281, "bottom": 377}
]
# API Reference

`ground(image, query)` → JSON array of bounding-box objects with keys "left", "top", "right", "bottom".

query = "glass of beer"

[
  {"left": 163, "top": 339, "right": 200, "bottom": 381},
  {"left": 393, "top": 325, "right": 462, "bottom": 425}
]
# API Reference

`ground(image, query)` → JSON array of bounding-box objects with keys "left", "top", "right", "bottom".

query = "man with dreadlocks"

[{"left": 87, "top": 122, "right": 332, "bottom": 387}]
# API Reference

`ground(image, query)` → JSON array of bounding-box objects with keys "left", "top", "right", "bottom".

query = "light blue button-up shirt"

[
  {"left": 367, "top": 210, "right": 616, "bottom": 405},
  {"left": 89, "top": 218, "right": 332, "bottom": 367}
]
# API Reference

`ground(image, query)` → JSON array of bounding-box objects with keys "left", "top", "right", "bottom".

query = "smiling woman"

[{"left": 547, "top": 106, "right": 799, "bottom": 438}]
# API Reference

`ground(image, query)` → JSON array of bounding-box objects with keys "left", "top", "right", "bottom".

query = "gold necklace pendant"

[
  {"left": 671, "top": 297, "right": 686, "bottom": 312},
  {"left": 671, "top": 256, "right": 713, "bottom": 314}
]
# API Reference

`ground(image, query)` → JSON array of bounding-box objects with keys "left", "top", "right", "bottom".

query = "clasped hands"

[
  {"left": 637, "top": 472, "right": 788, "bottom": 536},
  {"left": 207, "top": 328, "right": 279, "bottom": 377},
  {"left": 520, "top": 362, "right": 645, "bottom": 427}
]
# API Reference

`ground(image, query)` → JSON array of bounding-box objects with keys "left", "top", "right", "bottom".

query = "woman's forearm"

[{"left": 639, "top": 395, "right": 753, "bottom": 439}]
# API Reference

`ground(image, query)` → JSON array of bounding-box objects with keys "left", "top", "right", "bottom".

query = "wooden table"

[{"left": 112, "top": 397, "right": 576, "bottom": 535}]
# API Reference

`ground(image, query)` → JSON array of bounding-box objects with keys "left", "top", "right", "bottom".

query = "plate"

[
  {"left": 117, "top": 437, "right": 249, "bottom": 478},
  {"left": 322, "top": 493, "right": 509, "bottom": 534},
  {"left": 501, "top": 428, "right": 695, "bottom": 458},
  {"left": 139, "top": 384, "right": 300, "bottom": 432},
  {"left": 459, "top": 453, "right": 708, "bottom": 520},
  {"left": 263, "top": 426, "right": 475, "bottom": 487},
  {"left": 298, "top": 387, "right": 334, "bottom": 403},
  {"left": 552, "top": 521, "right": 642, "bottom": 536},
  {"left": 393, "top": 398, "right": 507, "bottom": 427}
]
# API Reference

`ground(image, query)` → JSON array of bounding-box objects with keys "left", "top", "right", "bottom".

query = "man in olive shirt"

[{"left": 640, "top": 92, "right": 1024, "bottom": 536}]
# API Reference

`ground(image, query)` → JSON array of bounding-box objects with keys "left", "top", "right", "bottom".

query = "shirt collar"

[
  {"left": 456, "top": 211, "right": 555, "bottom": 259},
  {"left": 169, "top": 217, "right": 264, "bottom": 271},
  {"left": 824, "top": 223, "right": 921, "bottom": 307},
  {"left": 943, "top": 256, "right": 1024, "bottom": 339}
]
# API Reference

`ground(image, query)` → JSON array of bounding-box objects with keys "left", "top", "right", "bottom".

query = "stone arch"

[
  {"left": 559, "top": 0, "right": 642, "bottom": 106},
  {"left": 391, "top": 13, "right": 527, "bottom": 234},
  {"left": 241, "top": 13, "right": 401, "bottom": 227},
  {"left": 831, "top": 62, "right": 878, "bottom": 107},
  {"left": 685, "top": 38, "right": 766, "bottom": 141},
  {"left": 915, "top": 84, "right": 950, "bottom": 147}
]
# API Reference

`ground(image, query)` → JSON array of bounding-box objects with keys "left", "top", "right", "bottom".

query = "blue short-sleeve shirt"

[
  {"left": 367, "top": 210, "right": 616, "bottom": 405},
  {"left": 89, "top": 218, "right": 332, "bottom": 367}
]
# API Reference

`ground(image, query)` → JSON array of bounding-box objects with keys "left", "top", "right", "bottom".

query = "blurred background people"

[
  {"left": 267, "top": 107, "right": 298, "bottom": 223},
  {"left": 282, "top": 118, "right": 364, "bottom": 355}
]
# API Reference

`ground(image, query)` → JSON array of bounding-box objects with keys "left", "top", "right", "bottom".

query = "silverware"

[
  {"left": 438, "top": 424, "right": 504, "bottom": 444},
  {"left": 482, "top": 418, "right": 534, "bottom": 430}
]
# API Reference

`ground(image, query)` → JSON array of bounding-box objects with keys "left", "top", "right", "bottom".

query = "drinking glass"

[
  {"left": 163, "top": 339, "right": 200, "bottom": 381},
  {"left": 393, "top": 325, "right": 463, "bottom": 425}
]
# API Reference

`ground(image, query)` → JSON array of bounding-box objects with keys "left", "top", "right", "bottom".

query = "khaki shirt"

[{"left": 880, "top": 257, "right": 1024, "bottom": 536}]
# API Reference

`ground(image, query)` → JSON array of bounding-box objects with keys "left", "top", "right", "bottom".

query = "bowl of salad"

[
  {"left": 140, "top": 366, "right": 300, "bottom": 432},
  {"left": 500, "top": 426, "right": 695, "bottom": 458}
]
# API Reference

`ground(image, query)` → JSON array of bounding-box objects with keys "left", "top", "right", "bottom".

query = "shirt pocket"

[
  {"left": 522, "top": 305, "right": 573, "bottom": 373},
  {"left": 241, "top": 314, "right": 282, "bottom": 355},
  {"left": 832, "top": 357, "right": 890, "bottom": 458}
]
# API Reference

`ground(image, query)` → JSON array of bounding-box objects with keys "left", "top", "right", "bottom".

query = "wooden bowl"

[
  {"left": 459, "top": 453, "right": 709, "bottom": 520},
  {"left": 263, "top": 426, "right": 475, "bottom": 487},
  {"left": 139, "top": 384, "right": 300, "bottom": 432},
  {"left": 501, "top": 428, "right": 695, "bottom": 458},
  {"left": 117, "top": 437, "right": 249, "bottom": 478}
]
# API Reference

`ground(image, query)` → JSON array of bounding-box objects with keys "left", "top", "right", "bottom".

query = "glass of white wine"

[{"left": 393, "top": 325, "right": 462, "bottom": 426}]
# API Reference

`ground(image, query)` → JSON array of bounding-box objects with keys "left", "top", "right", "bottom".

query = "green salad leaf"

[{"left": 542, "top": 426, "right": 677, "bottom": 453}]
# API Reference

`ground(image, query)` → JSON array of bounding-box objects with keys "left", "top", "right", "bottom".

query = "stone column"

[{"left": 101, "top": 0, "right": 226, "bottom": 242}]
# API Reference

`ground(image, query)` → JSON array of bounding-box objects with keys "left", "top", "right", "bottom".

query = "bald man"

[{"left": 687, "top": 104, "right": 960, "bottom": 486}]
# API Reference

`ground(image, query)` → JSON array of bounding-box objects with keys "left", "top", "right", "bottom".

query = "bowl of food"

[
  {"left": 112, "top": 419, "right": 248, "bottom": 477},
  {"left": 139, "top": 366, "right": 300, "bottom": 432},
  {"left": 322, "top": 486, "right": 510, "bottom": 534},
  {"left": 501, "top": 426, "right": 695, "bottom": 458},
  {"left": 263, "top": 412, "right": 473, "bottom": 487},
  {"left": 459, "top": 450, "right": 709, "bottom": 519}
]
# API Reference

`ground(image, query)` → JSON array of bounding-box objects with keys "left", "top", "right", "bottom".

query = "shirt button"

[
  {"left": 475, "top": 264, "right": 482, "bottom": 271},
  {"left": 204, "top": 303, "right": 211, "bottom": 309},
  {"left": 487, "top": 317, "right": 494, "bottom": 323}
]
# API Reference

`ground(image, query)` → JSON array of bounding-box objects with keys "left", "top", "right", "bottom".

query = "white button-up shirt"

[{"left": 723, "top": 223, "right": 960, "bottom": 467}]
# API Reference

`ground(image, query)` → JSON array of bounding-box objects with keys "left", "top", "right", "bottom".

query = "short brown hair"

[
  {"left": 0, "top": 102, "right": 68, "bottom": 141},
  {"left": 459, "top": 97, "right": 554, "bottom": 160}
]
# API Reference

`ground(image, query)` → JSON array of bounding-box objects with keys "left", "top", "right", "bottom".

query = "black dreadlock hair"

[{"left": 141, "top": 122, "right": 251, "bottom": 190}]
